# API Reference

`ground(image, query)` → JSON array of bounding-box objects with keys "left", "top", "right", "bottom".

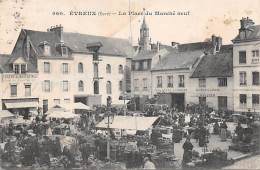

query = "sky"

[{"left": 0, "top": 0, "right": 260, "bottom": 54}]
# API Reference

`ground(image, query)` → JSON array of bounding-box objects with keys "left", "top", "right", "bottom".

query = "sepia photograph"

[{"left": 0, "top": 0, "right": 260, "bottom": 169}]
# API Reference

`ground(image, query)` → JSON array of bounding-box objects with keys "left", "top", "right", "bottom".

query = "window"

[
  {"left": 94, "top": 63, "right": 98, "bottom": 78},
  {"left": 54, "top": 99, "right": 60, "bottom": 105},
  {"left": 252, "top": 50, "right": 259, "bottom": 57},
  {"left": 43, "top": 80, "right": 51, "bottom": 92},
  {"left": 239, "top": 51, "right": 246, "bottom": 64},
  {"left": 106, "top": 64, "right": 111, "bottom": 74},
  {"left": 218, "top": 96, "right": 227, "bottom": 110},
  {"left": 239, "top": 72, "right": 247, "bottom": 86},
  {"left": 62, "top": 63, "right": 69, "bottom": 74},
  {"left": 62, "top": 81, "right": 69, "bottom": 92},
  {"left": 157, "top": 76, "right": 162, "bottom": 88},
  {"left": 167, "top": 76, "right": 173, "bottom": 87},
  {"left": 134, "top": 79, "right": 139, "bottom": 91},
  {"left": 78, "top": 80, "right": 84, "bottom": 92},
  {"left": 64, "top": 98, "right": 70, "bottom": 103},
  {"left": 21, "top": 64, "right": 26, "bottom": 73},
  {"left": 135, "top": 62, "right": 139, "bottom": 70},
  {"left": 78, "top": 63, "right": 84, "bottom": 73},
  {"left": 94, "top": 81, "right": 99, "bottom": 94},
  {"left": 199, "top": 78, "right": 206, "bottom": 88},
  {"left": 14, "top": 64, "right": 19, "bottom": 74},
  {"left": 43, "top": 45, "right": 51, "bottom": 56},
  {"left": 118, "top": 65, "right": 123, "bottom": 74},
  {"left": 25, "top": 84, "right": 31, "bottom": 96},
  {"left": 239, "top": 94, "right": 247, "bottom": 105},
  {"left": 119, "top": 81, "right": 123, "bottom": 91},
  {"left": 61, "top": 47, "right": 68, "bottom": 56},
  {"left": 143, "top": 78, "right": 148, "bottom": 90},
  {"left": 106, "top": 81, "right": 112, "bottom": 94},
  {"left": 218, "top": 78, "right": 227, "bottom": 87},
  {"left": 143, "top": 61, "right": 148, "bottom": 70},
  {"left": 252, "top": 72, "right": 260, "bottom": 85},
  {"left": 44, "top": 62, "right": 50, "bottom": 73},
  {"left": 10, "top": 84, "right": 17, "bottom": 96},
  {"left": 252, "top": 94, "right": 260, "bottom": 106},
  {"left": 199, "top": 97, "right": 206, "bottom": 105},
  {"left": 178, "top": 75, "right": 185, "bottom": 87}
]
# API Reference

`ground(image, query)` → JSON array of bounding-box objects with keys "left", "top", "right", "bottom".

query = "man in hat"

[{"left": 182, "top": 136, "right": 193, "bottom": 166}]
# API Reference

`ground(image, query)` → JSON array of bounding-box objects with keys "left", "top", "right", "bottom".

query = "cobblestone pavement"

[
  {"left": 173, "top": 134, "right": 244, "bottom": 161},
  {"left": 223, "top": 154, "right": 260, "bottom": 169}
]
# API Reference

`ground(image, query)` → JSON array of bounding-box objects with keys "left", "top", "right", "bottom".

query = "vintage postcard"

[{"left": 0, "top": 0, "right": 260, "bottom": 169}]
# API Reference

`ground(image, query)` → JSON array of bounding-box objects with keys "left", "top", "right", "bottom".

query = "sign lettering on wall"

[
  {"left": 196, "top": 88, "right": 220, "bottom": 92},
  {"left": 155, "top": 88, "right": 187, "bottom": 93},
  {"left": 2, "top": 74, "right": 38, "bottom": 81}
]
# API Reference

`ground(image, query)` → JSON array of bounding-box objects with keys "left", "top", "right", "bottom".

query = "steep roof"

[
  {"left": 191, "top": 45, "right": 233, "bottom": 78},
  {"left": 232, "top": 25, "right": 260, "bottom": 43},
  {"left": 63, "top": 32, "right": 134, "bottom": 57},
  {"left": 152, "top": 49, "right": 204, "bottom": 71},
  {"left": 12, "top": 29, "right": 134, "bottom": 58},
  {"left": 133, "top": 49, "right": 158, "bottom": 60},
  {"left": 178, "top": 42, "right": 212, "bottom": 52},
  {"left": 0, "top": 54, "right": 11, "bottom": 73}
]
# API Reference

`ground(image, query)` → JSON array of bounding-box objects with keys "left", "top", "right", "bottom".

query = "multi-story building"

[
  {"left": 131, "top": 17, "right": 174, "bottom": 110},
  {"left": 189, "top": 41, "right": 234, "bottom": 111},
  {"left": 0, "top": 25, "right": 133, "bottom": 115},
  {"left": 151, "top": 41, "right": 212, "bottom": 111},
  {"left": 232, "top": 17, "right": 260, "bottom": 114}
]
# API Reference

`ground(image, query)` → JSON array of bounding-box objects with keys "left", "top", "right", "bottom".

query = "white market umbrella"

[
  {"left": 73, "top": 102, "right": 93, "bottom": 111},
  {"left": 47, "top": 111, "right": 79, "bottom": 119}
]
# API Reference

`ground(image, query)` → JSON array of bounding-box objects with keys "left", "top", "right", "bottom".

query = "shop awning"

[
  {"left": 4, "top": 101, "right": 38, "bottom": 109},
  {"left": 0, "top": 110, "right": 14, "bottom": 119},
  {"left": 96, "top": 116, "right": 159, "bottom": 131}
]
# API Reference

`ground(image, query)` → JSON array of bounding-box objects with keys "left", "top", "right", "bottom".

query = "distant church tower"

[{"left": 138, "top": 14, "right": 151, "bottom": 51}]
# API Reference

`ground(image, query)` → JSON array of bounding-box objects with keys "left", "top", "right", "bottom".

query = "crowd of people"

[{"left": 0, "top": 102, "right": 258, "bottom": 169}]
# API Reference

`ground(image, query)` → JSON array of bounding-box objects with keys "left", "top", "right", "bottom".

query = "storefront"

[{"left": 2, "top": 98, "right": 39, "bottom": 119}]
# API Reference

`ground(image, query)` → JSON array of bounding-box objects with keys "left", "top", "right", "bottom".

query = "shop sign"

[
  {"left": 2, "top": 73, "right": 38, "bottom": 81},
  {"left": 155, "top": 88, "right": 187, "bottom": 93},
  {"left": 197, "top": 93, "right": 215, "bottom": 97},
  {"left": 196, "top": 88, "right": 220, "bottom": 92}
]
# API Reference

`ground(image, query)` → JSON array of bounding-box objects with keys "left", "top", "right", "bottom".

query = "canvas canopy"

[
  {"left": 72, "top": 102, "right": 93, "bottom": 110},
  {"left": 0, "top": 110, "right": 14, "bottom": 119},
  {"left": 47, "top": 111, "right": 79, "bottom": 119},
  {"left": 4, "top": 101, "right": 38, "bottom": 109},
  {"left": 96, "top": 116, "right": 159, "bottom": 131}
]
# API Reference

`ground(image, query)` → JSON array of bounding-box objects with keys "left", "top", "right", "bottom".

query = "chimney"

[
  {"left": 216, "top": 36, "right": 222, "bottom": 52},
  {"left": 49, "top": 24, "right": 63, "bottom": 43},
  {"left": 156, "top": 41, "right": 160, "bottom": 52},
  {"left": 239, "top": 17, "right": 255, "bottom": 39},
  {"left": 171, "top": 42, "right": 179, "bottom": 49},
  {"left": 212, "top": 35, "right": 217, "bottom": 54}
]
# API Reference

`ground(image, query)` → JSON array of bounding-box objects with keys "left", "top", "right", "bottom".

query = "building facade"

[
  {"left": 151, "top": 43, "right": 207, "bottom": 111},
  {"left": 0, "top": 25, "right": 133, "bottom": 115},
  {"left": 189, "top": 43, "right": 234, "bottom": 111},
  {"left": 232, "top": 17, "right": 260, "bottom": 113},
  {"left": 131, "top": 16, "right": 173, "bottom": 110}
]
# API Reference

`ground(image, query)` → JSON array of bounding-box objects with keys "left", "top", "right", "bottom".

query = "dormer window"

[
  {"left": 61, "top": 46, "right": 68, "bottom": 56},
  {"left": 13, "top": 63, "right": 27, "bottom": 74},
  {"left": 44, "top": 45, "right": 51, "bottom": 56},
  {"left": 40, "top": 41, "right": 51, "bottom": 56},
  {"left": 21, "top": 64, "right": 27, "bottom": 73}
]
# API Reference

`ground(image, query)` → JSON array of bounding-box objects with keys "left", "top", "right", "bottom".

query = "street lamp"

[{"left": 106, "top": 96, "right": 113, "bottom": 161}]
